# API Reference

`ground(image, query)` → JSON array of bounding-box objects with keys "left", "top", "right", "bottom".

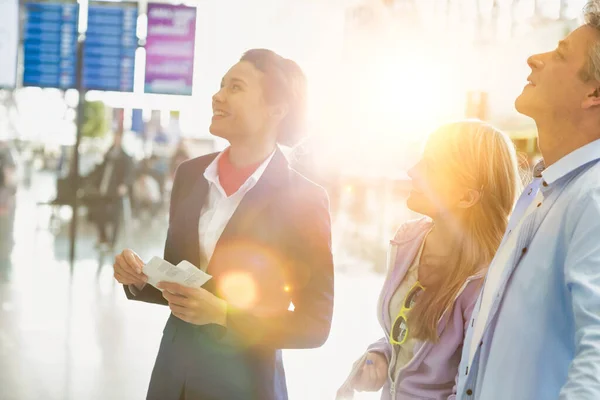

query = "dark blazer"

[{"left": 124, "top": 149, "right": 334, "bottom": 400}]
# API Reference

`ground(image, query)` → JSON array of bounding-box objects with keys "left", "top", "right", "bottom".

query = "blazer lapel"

[
  {"left": 174, "top": 155, "right": 216, "bottom": 268},
  {"left": 206, "top": 149, "right": 289, "bottom": 272}
]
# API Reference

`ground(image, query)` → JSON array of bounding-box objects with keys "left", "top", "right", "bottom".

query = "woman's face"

[
  {"left": 406, "top": 139, "right": 466, "bottom": 219},
  {"left": 209, "top": 61, "right": 274, "bottom": 143}
]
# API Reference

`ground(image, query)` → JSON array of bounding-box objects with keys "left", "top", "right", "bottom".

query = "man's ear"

[{"left": 582, "top": 86, "right": 600, "bottom": 109}]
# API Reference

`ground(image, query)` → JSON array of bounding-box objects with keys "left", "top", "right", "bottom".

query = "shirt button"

[
  {"left": 537, "top": 202, "right": 542, "bottom": 207},
  {"left": 466, "top": 389, "right": 473, "bottom": 396},
  {"left": 522, "top": 247, "right": 528, "bottom": 254},
  {"left": 542, "top": 181, "right": 548, "bottom": 187}
]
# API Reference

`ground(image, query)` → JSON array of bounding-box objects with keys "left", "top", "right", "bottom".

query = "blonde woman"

[{"left": 337, "top": 120, "right": 521, "bottom": 400}]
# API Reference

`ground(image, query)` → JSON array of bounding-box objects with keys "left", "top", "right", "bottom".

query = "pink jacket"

[{"left": 368, "top": 218, "right": 485, "bottom": 400}]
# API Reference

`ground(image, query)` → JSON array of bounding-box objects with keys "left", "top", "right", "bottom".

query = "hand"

[
  {"left": 335, "top": 384, "right": 354, "bottom": 400},
  {"left": 113, "top": 249, "right": 147, "bottom": 287},
  {"left": 353, "top": 352, "right": 388, "bottom": 392},
  {"left": 158, "top": 282, "right": 228, "bottom": 327},
  {"left": 118, "top": 184, "right": 127, "bottom": 196}
]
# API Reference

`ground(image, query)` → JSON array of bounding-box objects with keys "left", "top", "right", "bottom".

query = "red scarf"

[{"left": 217, "top": 148, "right": 264, "bottom": 197}]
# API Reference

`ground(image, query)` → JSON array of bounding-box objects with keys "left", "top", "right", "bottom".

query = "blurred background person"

[
  {"left": 84, "top": 132, "right": 134, "bottom": 251},
  {"left": 0, "top": 140, "right": 17, "bottom": 276},
  {"left": 170, "top": 140, "right": 190, "bottom": 180},
  {"left": 337, "top": 121, "right": 521, "bottom": 400},
  {"left": 132, "top": 155, "right": 166, "bottom": 220}
]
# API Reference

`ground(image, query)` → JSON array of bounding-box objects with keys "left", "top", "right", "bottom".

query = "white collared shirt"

[
  {"left": 197, "top": 149, "right": 276, "bottom": 270},
  {"left": 128, "top": 148, "right": 276, "bottom": 295}
]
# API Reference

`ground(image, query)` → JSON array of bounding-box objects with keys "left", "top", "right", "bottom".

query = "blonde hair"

[{"left": 408, "top": 120, "right": 522, "bottom": 342}]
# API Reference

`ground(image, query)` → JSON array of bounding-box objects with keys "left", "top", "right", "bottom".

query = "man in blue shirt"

[{"left": 457, "top": 2, "right": 600, "bottom": 399}]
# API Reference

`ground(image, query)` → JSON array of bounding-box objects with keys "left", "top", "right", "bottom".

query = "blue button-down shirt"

[{"left": 457, "top": 139, "right": 600, "bottom": 400}]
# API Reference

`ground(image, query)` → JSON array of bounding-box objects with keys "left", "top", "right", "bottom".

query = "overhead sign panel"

[
  {"left": 84, "top": 2, "right": 138, "bottom": 91},
  {"left": 145, "top": 3, "right": 196, "bottom": 95},
  {"left": 23, "top": 2, "right": 78, "bottom": 89}
]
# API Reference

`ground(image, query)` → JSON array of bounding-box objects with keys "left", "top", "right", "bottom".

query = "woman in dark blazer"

[{"left": 113, "top": 49, "right": 334, "bottom": 400}]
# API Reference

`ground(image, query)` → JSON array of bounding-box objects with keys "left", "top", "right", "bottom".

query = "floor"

[{"left": 0, "top": 172, "right": 385, "bottom": 400}]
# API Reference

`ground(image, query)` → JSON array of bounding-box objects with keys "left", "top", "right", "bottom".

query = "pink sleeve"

[{"left": 367, "top": 336, "right": 392, "bottom": 363}]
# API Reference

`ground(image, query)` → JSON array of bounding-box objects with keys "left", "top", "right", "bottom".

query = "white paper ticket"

[{"left": 143, "top": 257, "right": 212, "bottom": 291}]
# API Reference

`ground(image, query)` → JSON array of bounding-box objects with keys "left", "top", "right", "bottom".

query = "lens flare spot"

[{"left": 219, "top": 272, "right": 258, "bottom": 310}]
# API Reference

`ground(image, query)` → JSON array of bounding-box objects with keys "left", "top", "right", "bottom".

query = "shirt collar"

[
  {"left": 532, "top": 160, "right": 545, "bottom": 178},
  {"left": 541, "top": 138, "right": 600, "bottom": 186},
  {"left": 203, "top": 146, "right": 277, "bottom": 187}
]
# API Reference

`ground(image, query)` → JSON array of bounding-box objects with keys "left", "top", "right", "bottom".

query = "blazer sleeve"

[
  {"left": 222, "top": 188, "right": 334, "bottom": 349},
  {"left": 122, "top": 162, "right": 187, "bottom": 305}
]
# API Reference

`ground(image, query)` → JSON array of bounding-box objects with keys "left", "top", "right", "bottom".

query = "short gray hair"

[{"left": 582, "top": 1, "right": 600, "bottom": 81}]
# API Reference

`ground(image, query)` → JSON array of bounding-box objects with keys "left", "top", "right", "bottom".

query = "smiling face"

[
  {"left": 515, "top": 25, "right": 600, "bottom": 122},
  {"left": 209, "top": 61, "right": 276, "bottom": 144}
]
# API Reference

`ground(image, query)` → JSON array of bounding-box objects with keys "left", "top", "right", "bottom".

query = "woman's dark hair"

[{"left": 240, "top": 49, "right": 308, "bottom": 147}]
